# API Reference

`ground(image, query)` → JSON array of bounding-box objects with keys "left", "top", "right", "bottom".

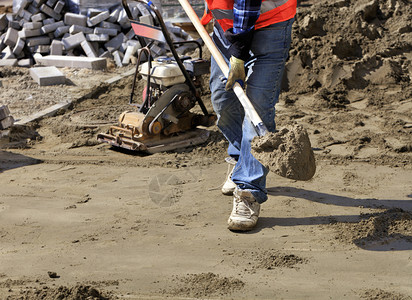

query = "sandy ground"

[{"left": 1, "top": 0, "right": 412, "bottom": 299}]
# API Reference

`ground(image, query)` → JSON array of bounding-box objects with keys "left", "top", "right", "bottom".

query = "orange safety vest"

[{"left": 201, "top": 0, "right": 297, "bottom": 32}]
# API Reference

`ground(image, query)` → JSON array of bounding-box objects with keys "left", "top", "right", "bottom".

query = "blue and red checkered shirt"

[
  {"left": 223, "top": 0, "right": 262, "bottom": 60},
  {"left": 232, "top": 0, "right": 262, "bottom": 35}
]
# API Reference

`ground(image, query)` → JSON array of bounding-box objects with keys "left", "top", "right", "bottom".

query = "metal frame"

[{"left": 121, "top": 0, "right": 210, "bottom": 116}]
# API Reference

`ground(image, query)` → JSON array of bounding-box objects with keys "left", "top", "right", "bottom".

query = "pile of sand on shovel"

[{"left": 251, "top": 125, "right": 316, "bottom": 181}]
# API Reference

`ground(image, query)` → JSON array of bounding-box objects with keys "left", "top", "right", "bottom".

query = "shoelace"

[{"left": 234, "top": 196, "right": 254, "bottom": 217}]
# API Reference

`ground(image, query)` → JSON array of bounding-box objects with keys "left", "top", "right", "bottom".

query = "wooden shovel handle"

[{"left": 177, "top": 0, "right": 269, "bottom": 136}]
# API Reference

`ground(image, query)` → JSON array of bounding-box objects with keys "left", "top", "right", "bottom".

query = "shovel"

[
  {"left": 177, "top": 0, "right": 316, "bottom": 181},
  {"left": 177, "top": 0, "right": 269, "bottom": 137}
]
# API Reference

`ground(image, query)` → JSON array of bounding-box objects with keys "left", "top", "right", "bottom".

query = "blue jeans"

[{"left": 210, "top": 18, "right": 294, "bottom": 203}]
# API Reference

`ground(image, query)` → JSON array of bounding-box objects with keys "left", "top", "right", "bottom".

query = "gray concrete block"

[
  {"left": 2, "top": 46, "right": 15, "bottom": 59},
  {"left": 54, "top": 1, "right": 65, "bottom": 14},
  {"left": 9, "top": 20, "right": 22, "bottom": 30},
  {"left": 108, "top": 7, "right": 121, "bottom": 23},
  {"left": 12, "top": 37, "right": 25, "bottom": 55},
  {"left": 23, "top": 21, "right": 43, "bottom": 30},
  {"left": 19, "top": 28, "right": 42, "bottom": 38},
  {"left": 18, "top": 18, "right": 26, "bottom": 28},
  {"left": 118, "top": 11, "right": 131, "bottom": 29},
  {"left": 69, "top": 24, "right": 93, "bottom": 35},
  {"left": 16, "top": 0, "right": 31, "bottom": 15},
  {"left": 34, "top": 44, "right": 50, "bottom": 53},
  {"left": 42, "top": 17, "right": 55, "bottom": 25},
  {"left": 35, "top": 55, "right": 107, "bottom": 70},
  {"left": 54, "top": 25, "right": 69, "bottom": 38},
  {"left": 31, "top": 12, "right": 46, "bottom": 22},
  {"left": 119, "top": 42, "right": 127, "bottom": 53},
  {"left": 33, "top": 52, "right": 43, "bottom": 60},
  {"left": 0, "top": 14, "right": 8, "bottom": 32},
  {"left": 125, "top": 28, "right": 135, "bottom": 40},
  {"left": 26, "top": 36, "right": 50, "bottom": 47},
  {"left": 87, "top": 8, "right": 106, "bottom": 18},
  {"left": 112, "top": 50, "right": 123, "bottom": 67},
  {"left": 18, "top": 19, "right": 27, "bottom": 29},
  {"left": 65, "top": 49, "right": 74, "bottom": 56},
  {"left": 27, "top": 4, "right": 40, "bottom": 15},
  {"left": 98, "top": 21, "right": 121, "bottom": 31},
  {"left": 94, "top": 27, "right": 117, "bottom": 36},
  {"left": 136, "top": 3, "right": 151, "bottom": 16},
  {"left": 40, "top": 20, "right": 64, "bottom": 34},
  {"left": 40, "top": 4, "right": 61, "bottom": 20},
  {"left": 0, "top": 105, "right": 10, "bottom": 120},
  {"left": 4, "top": 28, "right": 19, "bottom": 47},
  {"left": 0, "top": 33, "right": 5, "bottom": 49},
  {"left": 87, "top": 11, "right": 110, "bottom": 27},
  {"left": 0, "top": 116, "right": 14, "bottom": 130},
  {"left": 50, "top": 39, "right": 63, "bottom": 55},
  {"left": 122, "top": 44, "right": 137, "bottom": 65},
  {"left": 33, "top": 0, "right": 47, "bottom": 8},
  {"left": 17, "top": 58, "right": 33, "bottom": 67},
  {"left": 80, "top": 40, "right": 97, "bottom": 57},
  {"left": 150, "top": 43, "right": 166, "bottom": 56},
  {"left": 30, "top": 66, "right": 65, "bottom": 86},
  {"left": 62, "top": 32, "right": 86, "bottom": 50},
  {"left": 46, "top": 0, "right": 58, "bottom": 7},
  {"left": 139, "top": 14, "right": 153, "bottom": 26},
  {"left": 0, "top": 58, "right": 17, "bottom": 66},
  {"left": 104, "top": 32, "right": 125, "bottom": 52},
  {"left": 21, "top": 10, "right": 33, "bottom": 22},
  {"left": 86, "top": 33, "right": 109, "bottom": 42},
  {"left": 166, "top": 24, "right": 190, "bottom": 40},
  {"left": 64, "top": 13, "right": 87, "bottom": 27},
  {"left": 90, "top": 41, "right": 99, "bottom": 53},
  {"left": 127, "top": 39, "right": 141, "bottom": 48}
]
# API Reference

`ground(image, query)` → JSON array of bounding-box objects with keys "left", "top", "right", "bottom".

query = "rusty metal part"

[
  {"left": 149, "top": 120, "right": 162, "bottom": 135},
  {"left": 98, "top": 128, "right": 210, "bottom": 153},
  {"left": 172, "top": 91, "right": 195, "bottom": 112}
]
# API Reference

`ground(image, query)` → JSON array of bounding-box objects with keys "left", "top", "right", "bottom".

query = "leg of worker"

[
  {"left": 210, "top": 51, "right": 244, "bottom": 161},
  {"left": 231, "top": 18, "right": 294, "bottom": 204}
]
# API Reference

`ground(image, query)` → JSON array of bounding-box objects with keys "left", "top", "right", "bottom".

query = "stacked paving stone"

[
  {"left": 0, "top": 0, "right": 198, "bottom": 68},
  {"left": 0, "top": 105, "right": 14, "bottom": 130}
]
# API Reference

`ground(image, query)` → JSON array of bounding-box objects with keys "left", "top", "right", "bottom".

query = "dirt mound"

[
  {"left": 170, "top": 272, "right": 244, "bottom": 298},
  {"left": 332, "top": 208, "right": 412, "bottom": 245},
  {"left": 7, "top": 285, "right": 113, "bottom": 300},
  {"left": 253, "top": 250, "right": 307, "bottom": 270},
  {"left": 360, "top": 288, "right": 412, "bottom": 300},
  {"left": 288, "top": 0, "right": 411, "bottom": 94},
  {"left": 251, "top": 125, "right": 316, "bottom": 181}
]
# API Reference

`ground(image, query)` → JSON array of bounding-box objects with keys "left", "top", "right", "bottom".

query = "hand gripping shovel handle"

[{"left": 177, "top": 0, "right": 269, "bottom": 136}]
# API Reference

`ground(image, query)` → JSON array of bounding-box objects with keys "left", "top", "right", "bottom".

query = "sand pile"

[
  {"left": 251, "top": 125, "right": 316, "bottom": 181},
  {"left": 7, "top": 285, "right": 113, "bottom": 300},
  {"left": 287, "top": 0, "right": 411, "bottom": 94},
  {"left": 170, "top": 272, "right": 245, "bottom": 298}
]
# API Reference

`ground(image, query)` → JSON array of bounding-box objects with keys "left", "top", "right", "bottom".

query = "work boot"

[
  {"left": 221, "top": 157, "right": 237, "bottom": 196},
  {"left": 228, "top": 188, "right": 260, "bottom": 231}
]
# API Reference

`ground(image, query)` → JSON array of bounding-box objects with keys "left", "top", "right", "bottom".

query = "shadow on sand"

[
  {"left": 243, "top": 186, "right": 412, "bottom": 251},
  {"left": 0, "top": 150, "right": 42, "bottom": 173}
]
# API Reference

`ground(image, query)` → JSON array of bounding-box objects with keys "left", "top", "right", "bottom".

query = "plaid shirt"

[
  {"left": 232, "top": 0, "right": 262, "bottom": 34},
  {"left": 222, "top": 0, "right": 262, "bottom": 60}
]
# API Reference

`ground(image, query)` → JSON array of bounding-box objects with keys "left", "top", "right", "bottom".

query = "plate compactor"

[{"left": 97, "top": 0, "right": 216, "bottom": 153}]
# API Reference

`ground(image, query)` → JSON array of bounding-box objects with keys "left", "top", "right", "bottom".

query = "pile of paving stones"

[
  {"left": 0, "top": 105, "right": 14, "bottom": 130},
  {"left": 0, "top": 0, "right": 197, "bottom": 69}
]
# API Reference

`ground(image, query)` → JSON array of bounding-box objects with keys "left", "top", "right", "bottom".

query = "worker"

[{"left": 201, "top": 0, "right": 297, "bottom": 231}]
